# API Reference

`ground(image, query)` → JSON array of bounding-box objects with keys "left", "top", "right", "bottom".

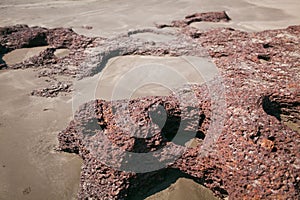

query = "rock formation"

[{"left": 1, "top": 11, "right": 299, "bottom": 200}]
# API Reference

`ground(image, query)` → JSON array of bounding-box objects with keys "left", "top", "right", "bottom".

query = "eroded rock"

[
  {"left": 58, "top": 24, "right": 300, "bottom": 199},
  {"left": 156, "top": 11, "right": 231, "bottom": 28}
]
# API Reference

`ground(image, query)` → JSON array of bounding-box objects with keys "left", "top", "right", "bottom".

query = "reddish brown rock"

[
  {"left": 156, "top": 11, "right": 230, "bottom": 28},
  {"left": 0, "top": 24, "right": 98, "bottom": 70},
  {"left": 0, "top": 25, "right": 100, "bottom": 96},
  {"left": 1, "top": 16, "right": 299, "bottom": 200},
  {"left": 58, "top": 24, "right": 300, "bottom": 199}
]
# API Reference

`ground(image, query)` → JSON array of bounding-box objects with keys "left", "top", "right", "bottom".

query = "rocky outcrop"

[
  {"left": 0, "top": 24, "right": 96, "bottom": 51},
  {"left": 58, "top": 23, "right": 300, "bottom": 200},
  {"left": 0, "top": 24, "right": 99, "bottom": 96},
  {"left": 1, "top": 12, "right": 298, "bottom": 200},
  {"left": 0, "top": 24, "right": 98, "bottom": 70},
  {"left": 156, "top": 11, "right": 230, "bottom": 28}
]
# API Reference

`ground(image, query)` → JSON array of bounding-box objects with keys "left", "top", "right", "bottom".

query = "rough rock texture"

[
  {"left": 0, "top": 24, "right": 99, "bottom": 97},
  {"left": 156, "top": 11, "right": 230, "bottom": 28},
  {"left": 31, "top": 81, "right": 72, "bottom": 97},
  {"left": 0, "top": 24, "right": 98, "bottom": 69},
  {"left": 77, "top": 28, "right": 209, "bottom": 79},
  {"left": 58, "top": 87, "right": 213, "bottom": 199},
  {"left": 58, "top": 21, "right": 300, "bottom": 200},
  {"left": 1, "top": 12, "right": 299, "bottom": 200}
]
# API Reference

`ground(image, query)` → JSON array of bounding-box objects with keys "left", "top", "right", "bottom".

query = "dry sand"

[{"left": 0, "top": 0, "right": 300, "bottom": 199}]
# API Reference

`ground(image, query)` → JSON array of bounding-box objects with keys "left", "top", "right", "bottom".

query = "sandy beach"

[
  {"left": 0, "top": 0, "right": 299, "bottom": 199},
  {"left": 1, "top": 0, "right": 300, "bottom": 37},
  {"left": 0, "top": 68, "right": 82, "bottom": 199}
]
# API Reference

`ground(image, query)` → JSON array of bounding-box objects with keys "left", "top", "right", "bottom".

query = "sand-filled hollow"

[
  {"left": 75, "top": 55, "right": 209, "bottom": 102},
  {"left": 146, "top": 178, "right": 219, "bottom": 200},
  {"left": 3, "top": 46, "right": 48, "bottom": 65}
]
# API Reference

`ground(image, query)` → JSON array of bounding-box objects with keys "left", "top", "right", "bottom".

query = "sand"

[
  {"left": 0, "top": 69, "right": 82, "bottom": 200},
  {"left": 84, "top": 55, "right": 204, "bottom": 99},
  {"left": 54, "top": 48, "right": 71, "bottom": 59},
  {"left": 191, "top": 0, "right": 300, "bottom": 32},
  {"left": 0, "top": 0, "right": 299, "bottom": 37},
  {"left": 0, "top": 0, "right": 300, "bottom": 199},
  {"left": 3, "top": 46, "right": 49, "bottom": 65},
  {"left": 146, "top": 178, "right": 219, "bottom": 200}
]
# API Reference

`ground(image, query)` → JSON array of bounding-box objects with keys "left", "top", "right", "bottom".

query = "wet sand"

[
  {"left": 0, "top": 69, "right": 82, "bottom": 200},
  {"left": 85, "top": 55, "right": 204, "bottom": 99},
  {"left": 191, "top": 0, "right": 300, "bottom": 32},
  {"left": 0, "top": 0, "right": 299, "bottom": 37},
  {"left": 3, "top": 46, "right": 49, "bottom": 65},
  {"left": 146, "top": 178, "right": 219, "bottom": 200},
  {"left": 0, "top": 0, "right": 300, "bottom": 199}
]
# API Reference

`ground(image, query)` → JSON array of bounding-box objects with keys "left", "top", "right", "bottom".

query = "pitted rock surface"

[
  {"left": 1, "top": 12, "right": 298, "bottom": 200},
  {"left": 58, "top": 24, "right": 300, "bottom": 199}
]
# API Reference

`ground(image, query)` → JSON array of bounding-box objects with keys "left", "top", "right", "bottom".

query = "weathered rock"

[
  {"left": 58, "top": 24, "right": 300, "bottom": 199},
  {"left": 0, "top": 24, "right": 99, "bottom": 96},
  {"left": 156, "top": 11, "right": 231, "bottom": 28},
  {"left": 0, "top": 24, "right": 98, "bottom": 70},
  {"left": 1, "top": 14, "right": 299, "bottom": 200},
  {"left": 31, "top": 81, "right": 72, "bottom": 97}
]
